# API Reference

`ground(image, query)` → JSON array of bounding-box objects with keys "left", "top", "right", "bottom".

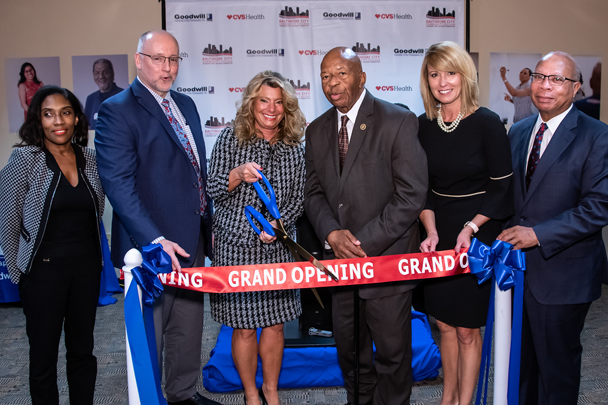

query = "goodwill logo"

[
  {"left": 394, "top": 48, "right": 426, "bottom": 57},
  {"left": 204, "top": 116, "right": 234, "bottom": 137},
  {"left": 176, "top": 85, "right": 214, "bottom": 95},
  {"left": 227, "top": 13, "right": 265, "bottom": 20},
  {"left": 322, "top": 11, "right": 361, "bottom": 20},
  {"left": 279, "top": 6, "right": 310, "bottom": 27},
  {"left": 287, "top": 78, "right": 311, "bottom": 99},
  {"left": 202, "top": 44, "right": 233, "bottom": 65},
  {"left": 374, "top": 85, "right": 413, "bottom": 92},
  {"left": 426, "top": 7, "right": 456, "bottom": 27},
  {"left": 246, "top": 48, "right": 285, "bottom": 57},
  {"left": 352, "top": 43, "right": 380, "bottom": 63},
  {"left": 374, "top": 13, "right": 412, "bottom": 20},
  {"left": 174, "top": 13, "right": 213, "bottom": 22}
]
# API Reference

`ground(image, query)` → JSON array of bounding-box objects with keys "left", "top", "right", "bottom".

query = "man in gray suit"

[{"left": 304, "top": 47, "right": 428, "bottom": 405}]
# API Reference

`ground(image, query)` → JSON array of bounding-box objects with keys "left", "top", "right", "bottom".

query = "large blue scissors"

[{"left": 244, "top": 171, "right": 339, "bottom": 293}]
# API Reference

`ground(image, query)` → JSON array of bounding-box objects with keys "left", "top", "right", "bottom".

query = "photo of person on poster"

[
  {"left": 83, "top": 59, "right": 124, "bottom": 130},
  {"left": 17, "top": 62, "right": 44, "bottom": 121}
]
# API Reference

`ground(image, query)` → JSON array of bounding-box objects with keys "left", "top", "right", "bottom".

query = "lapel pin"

[{"left": 360, "top": 124, "right": 367, "bottom": 130}]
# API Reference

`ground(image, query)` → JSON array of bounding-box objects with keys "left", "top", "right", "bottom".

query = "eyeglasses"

[
  {"left": 138, "top": 53, "right": 182, "bottom": 65},
  {"left": 530, "top": 73, "right": 577, "bottom": 86}
]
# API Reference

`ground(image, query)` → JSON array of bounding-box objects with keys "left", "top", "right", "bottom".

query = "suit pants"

[
  {"left": 332, "top": 286, "right": 413, "bottom": 405},
  {"left": 19, "top": 251, "right": 101, "bottom": 405},
  {"left": 519, "top": 283, "right": 591, "bottom": 405},
  {"left": 154, "top": 228, "right": 207, "bottom": 402}
]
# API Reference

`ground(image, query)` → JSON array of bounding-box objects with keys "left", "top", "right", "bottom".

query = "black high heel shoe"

[{"left": 258, "top": 387, "right": 268, "bottom": 405}]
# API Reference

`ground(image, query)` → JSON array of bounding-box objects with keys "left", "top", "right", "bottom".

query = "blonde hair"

[
  {"left": 420, "top": 41, "right": 479, "bottom": 120},
  {"left": 234, "top": 71, "right": 306, "bottom": 145}
]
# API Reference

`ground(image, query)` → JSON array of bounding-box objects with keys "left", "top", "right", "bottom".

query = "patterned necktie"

[
  {"left": 161, "top": 99, "right": 207, "bottom": 215},
  {"left": 525, "top": 122, "right": 548, "bottom": 190},
  {"left": 339, "top": 115, "right": 349, "bottom": 172}
]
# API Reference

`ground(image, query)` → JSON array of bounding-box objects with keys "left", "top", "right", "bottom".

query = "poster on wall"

[
  {"left": 489, "top": 53, "right": 542, "bottom": 127},
  {"left": 490, "top": 53, "right": 602, "bottom": 126},
  {"left": 72, "top": 54, "right": 129, "bottom": 130},
  {"left": 572, "top": 55, "right": 601, "bottom": 121},
  {"left": 165, "top": 0, "right": 465, "bottom": 158},
  {"left": 4, "top": 57, "right": 61, "bottom": 133}
]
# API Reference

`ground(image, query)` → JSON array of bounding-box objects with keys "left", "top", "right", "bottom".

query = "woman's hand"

[
  {"left": 504, "top": 93, "right": 513, "bottom": 103},
  {"left": 235, "top": 162, "right": 263, "bottom": 183},
  {"left": 228, "top": 162, "right": 262, "bottom": 192},
  {"left": 500, "top": 66, "right": 508, "bottom": 81},
  {"left": 260, "top": 220, "right": 278, "bottom": 244},
  {"left": 454, "top": 226, "right": 474, "bottom": 253},
  {"left": 420, "top": 233, "right": 439, "bottom": 253}
]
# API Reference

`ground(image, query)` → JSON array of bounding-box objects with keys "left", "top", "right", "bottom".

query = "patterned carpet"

[{"left": 1, "top": 285, "right": 607, "bottom": 405}]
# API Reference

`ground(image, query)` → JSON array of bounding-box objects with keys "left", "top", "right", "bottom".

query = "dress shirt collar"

[
  {"left": 337, "top": 88, "right": 366, "bottom": 124},
  {"left": 137, "top": 76, "right": 173, "bottom": 105},
  {"left": 532, "top": 104, "right": 573, "bottom": 135}
]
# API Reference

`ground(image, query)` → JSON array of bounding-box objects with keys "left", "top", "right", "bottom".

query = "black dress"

[{"left": 417, "top": 107, "right": 513, "bottom": 328}]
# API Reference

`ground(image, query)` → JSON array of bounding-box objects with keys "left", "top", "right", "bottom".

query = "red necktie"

[
  {"left": 339, "top": 115, "right": 349, "bottom": 173},
  {"left": 525, "top": 122, "right": 548, "bottom": 190}
]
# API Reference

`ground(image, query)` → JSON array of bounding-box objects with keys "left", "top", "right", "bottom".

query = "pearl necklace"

[{"left": 437, "top": 105, "right": 464, "bottom": 133}]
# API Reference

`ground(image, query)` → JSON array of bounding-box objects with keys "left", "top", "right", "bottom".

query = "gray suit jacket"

[{"left": 304, "top": 90, "right": 428, "bottom": 299}]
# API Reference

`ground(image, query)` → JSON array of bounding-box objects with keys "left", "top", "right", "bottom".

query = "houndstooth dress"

[{"left": 207, "top": 127, "right": 304, "bottom": 329}]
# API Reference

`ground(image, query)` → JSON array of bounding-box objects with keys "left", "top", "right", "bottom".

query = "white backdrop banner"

[{"left": 165, "top": 0, "right": 465, "bottom": 158}]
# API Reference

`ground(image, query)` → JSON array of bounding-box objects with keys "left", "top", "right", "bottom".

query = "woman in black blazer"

[{"left": 0, "top": 86, "right": 105, "bottom": 405}]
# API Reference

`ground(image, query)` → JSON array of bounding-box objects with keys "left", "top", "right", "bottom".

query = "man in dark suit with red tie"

[
  {"left": 499, "top": 51, "right": 608, "bottom": 405},
  {"left": 95, "top": 31, "right": 218, "bottom": 405},
  {"left": 304, "top": 47, "right": 427, "bottom": 405}
]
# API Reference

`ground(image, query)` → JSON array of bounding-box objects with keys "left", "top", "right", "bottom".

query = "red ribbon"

[{"left": 159, "top": 249, "right": 470, "bottom": 293}]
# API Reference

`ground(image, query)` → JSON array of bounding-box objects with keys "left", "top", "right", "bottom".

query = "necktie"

[
  {"left": 161, "top": 99, "right": 207, "bottom": 215},
  {"left": 339, "top": 115, "right": 349, "bottom": 172},
  {"left": 525, "top": 122, "right": 548, "bottom": 190}
]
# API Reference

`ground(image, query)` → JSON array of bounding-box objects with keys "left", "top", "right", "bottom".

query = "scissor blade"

[
  {"left": 311, "top": 288, "right": 325, "bottom": 309},
  {"left": 273, "top": 227, "right": 339, "bottom": 282}
]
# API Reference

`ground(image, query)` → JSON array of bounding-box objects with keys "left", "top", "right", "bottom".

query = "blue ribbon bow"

[
  {"left": 124, "top": 243, "right": 172, "bottom": 405},
  {"left": 469, "top": 239, "right": 526, "bottom": 405}
]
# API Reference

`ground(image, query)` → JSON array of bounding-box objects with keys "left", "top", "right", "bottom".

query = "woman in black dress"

[
  {"left": 0, "top": 86, "right": 104, "bottom": 405},
  {"left": 417, "top": 42, "right": 513, "bottom": 405}
]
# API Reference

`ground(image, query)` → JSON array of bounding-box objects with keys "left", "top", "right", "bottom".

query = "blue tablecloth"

[{"left": 203, "top": 310, "right": 441, "bottom": 392}]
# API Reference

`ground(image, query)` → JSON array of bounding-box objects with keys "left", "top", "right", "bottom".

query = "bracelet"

[
  {"left": 464, "top": 221, "right": 479, "bottom": 234},
  {"left": 503, "top": 79, "right": 508, "bottom": 83}
]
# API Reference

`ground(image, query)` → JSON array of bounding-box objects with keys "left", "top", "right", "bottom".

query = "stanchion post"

[
  {"left": 493, "top": 282, "right": 512, "bottom": 405},
  {"left": 123, "top": 248, "right": 144, "bottom": 405}
]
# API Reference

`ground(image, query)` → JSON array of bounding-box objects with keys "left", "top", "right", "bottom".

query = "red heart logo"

[
  {"left": 229, "top": 88, "right": 234, "bottom": 92},
  {"left": 375, "top": 14, "right": 380, "bottom": 18},
  {"left": 299, "top": 50, "right": 304, "bottom": 55},
  {"left": 227, "top": 15, "right": 232, "bottom": 19},
  {"left": 376, "top": 86, "right": 381, "bottom": 91}
]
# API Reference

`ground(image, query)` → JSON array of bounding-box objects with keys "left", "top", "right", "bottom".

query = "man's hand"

[
  {"left": 159, "top": 239, "right": 190, "bottom": 272},
  {"left": 327, "top": 230, "right": 367, "bottom": 259},
  {"left": 497, "top": 226, "right": 539, "bottom": 250}
]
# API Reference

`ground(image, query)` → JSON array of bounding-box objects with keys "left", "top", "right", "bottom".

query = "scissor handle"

[
  {"left": 244, "top": 206, "right": 276, "bottom": 237},
  {"left": 252, "top": 170, "right": 281, "bottom": 220}
]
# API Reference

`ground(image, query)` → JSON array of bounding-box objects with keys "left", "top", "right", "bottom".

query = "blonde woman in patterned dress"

[{"left": 207, "top": 71, "right": 306, "bottom": 405}]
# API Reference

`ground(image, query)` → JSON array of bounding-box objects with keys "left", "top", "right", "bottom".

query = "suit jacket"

[
  {"left": 507, "top": 106, "right": 608, "bottom": 305},
  {"left": 95, "top": 79, "right": 213, "bottom": 268},
  {"left": 304, "top": 90, "right": 428, "bottom": 299}
]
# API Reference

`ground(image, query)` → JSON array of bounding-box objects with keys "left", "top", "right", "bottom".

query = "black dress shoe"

[{"left": 168, "top": 392, "right": 221, "bottom": 405}]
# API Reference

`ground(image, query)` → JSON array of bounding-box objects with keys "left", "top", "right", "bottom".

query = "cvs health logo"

[
  {"left": 298, "top": 50, "right": 328, "bottom": 56},
  {"left": 227, "top": 13, "right": 265, "bottom": 20},
  {"left": 375, "top": 13, "right": 412, "bottom": 20},
  {"left": 374, "top": 85, "right": 413, "bottom": 92},
  {"left": 228, "top": 87, "right": 247, "bottom": 93}
]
